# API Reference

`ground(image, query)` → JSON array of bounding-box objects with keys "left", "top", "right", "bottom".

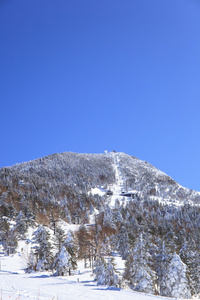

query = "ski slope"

[
  {"left": 109, "top": 152, "right": 126, "bottom": 207},
  {"left": 0, "top": 249, "right": 191, "bottom": 300}
]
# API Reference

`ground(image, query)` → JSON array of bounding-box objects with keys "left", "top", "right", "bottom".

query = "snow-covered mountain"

[
  {"left": 1, "top": 151, "right": 200, "bottom": 207},
  {"left": 1, "top": 151, "right": 200, "bottom": 299}
]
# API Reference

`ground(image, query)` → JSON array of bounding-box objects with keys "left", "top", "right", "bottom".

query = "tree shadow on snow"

[
  {"left": 93, "top": 287, "right": 121, "bottom": 291},
  {"left": 0, "top": 270, "right": 19, "bottom": 275},
  {"left": 28, "top": 274, "right": 50, "bottom": 279},
  {"left": 82, "top": 280, "right": 96, "bottom": 286}
]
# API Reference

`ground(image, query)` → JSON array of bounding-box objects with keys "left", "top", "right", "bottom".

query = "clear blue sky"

[{"left": 1, "top": 0, "right": 200, "bottom": 191}]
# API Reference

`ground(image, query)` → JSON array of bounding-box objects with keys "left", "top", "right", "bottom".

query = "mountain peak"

[{"left": 1, "top": 151, "right": 200, "bottom": 207}]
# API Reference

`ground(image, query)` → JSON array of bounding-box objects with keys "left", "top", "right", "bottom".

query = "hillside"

[{"left": 1, "top": 151, "right": 200, "bottom": 298}]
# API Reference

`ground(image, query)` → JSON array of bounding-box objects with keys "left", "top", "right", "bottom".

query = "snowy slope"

[
  {"left": 0, "top": 250, "right": 192, "bottom": 300},
  {"left": 108, "top": 152, "right": 126, "bottom": 207}
]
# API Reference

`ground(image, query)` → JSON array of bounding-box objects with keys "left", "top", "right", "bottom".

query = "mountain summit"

[{"left": 1, "top": 151, "right": 200, "bottom": 208}]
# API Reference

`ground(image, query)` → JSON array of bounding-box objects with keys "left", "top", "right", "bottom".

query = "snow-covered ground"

[
  {"left": 0, "top": 227, "right": 194, "bottom": 300},
  {"left": 0, "top": 248, "right": 191, "bottom": 300},
  {"left": 0, "top": 220, "right": 195, "bottom": 299}
]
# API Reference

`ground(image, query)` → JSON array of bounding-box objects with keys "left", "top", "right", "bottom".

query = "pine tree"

[
  {"left": 54, "top": 226, "right": 66, "bottom": 252},
  {"left": 105, "top": 258, "right": 121, "bottom": 288},
  {"left": 102, "top": 205, "right": 116, "bottom": 229},
  {"left": 93, "top": 257, "right": 120, "bottom": 287},
  {"left": 100, "top": 234, "right": 111, "bottom": 256},
  {"left": 180, "top": 237, "right": 199, "bottom": 295},
  {"left": 31, "top": 225, "right": 52, "bottom": 271},
  {"left": 124, "top": 234, "right": 156, "bottom": 294},
  {"left": 117, "top": 224, "right": 130, "bottom": 259},
  {"left": 93, "top": 257, "right": 107, "bottom": 285},
  {"left": 161, "top": 252, "right": 191, "bottom": 298},
  {"left": 15, "top": 211, "right": 27, "bottom": 238},
  {"left": 26, "top": 250, "right": 37, "bottom": 273},
  {"left": 156, "top": 240, "right": 171, "bottom": 295},
  {"left": 0, "top": 217, "right": 10, "bottom": 246},
  {"left": 52, "top": 246, "right": 71, "bottom": 276},
  {"left": 64, "top": 230, "right": 77, "bottom": 275},
  {"left": 3, "top": 228, "right": 18, "bottom": 255}
]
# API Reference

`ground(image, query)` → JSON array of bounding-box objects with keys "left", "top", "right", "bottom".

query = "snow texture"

[{"left": 1, "top": 248, "right": 192, "bottom": 300}]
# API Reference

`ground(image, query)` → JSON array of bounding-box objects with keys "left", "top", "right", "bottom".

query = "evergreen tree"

[
  {"left": 93, "top": 257, "right": 107, "bottom": 285},
  {"left": 93, "top": 257, "right": 120, "bottom": 287},
  {"left": 3, "top": 228, "right": 18, "bottom": 255},
  {"left": 180, "top": 237, "right": 199, "bottom": 295},
  {"left": 100, "top": 234, "right": 111, "bottom": 256},
  {"left": 161, "top": 252, "right": 191, "bottom": 299},
  {"left": 64, "top": 230, "right": 77, "bottom": 274},
  {"left": 117, "top": 224, "right": 130, "bottom": 259},
  {"left": 102, "top": 205, "right": 116, "bottom": 229},
  {"left": 26, "top": 250, "right": 37, "bottom": 273},
  {"left": 124, "top": 234, "right": 156, "bottom": 294},
  {"left": 15, "top": 211, "right": 27, "bottom": 238},
  {"left": 0, "top": 217, "right": 10, "bottom": 246},
  {"left": 31, "top": 225, "right": 52, "bottom": 271},
  {"left": 104, "top": 258, "right": 121, "bottom": 288},
  {"left": 52, "top": 246, "right": 71, "bottom": 276},
  {"left": 156, "top": 240, "right": 171, "bottom": 295},
  {"left": 54, "top": 226, "right": 66, "bottom": 252}
]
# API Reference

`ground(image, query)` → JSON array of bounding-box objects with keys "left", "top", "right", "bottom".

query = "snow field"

[
  {"left": 0, "top": 235, "right": 194, "bottom": 300},
  {"left": 1, "top": 251, "right": 187, "bottom": 300}
]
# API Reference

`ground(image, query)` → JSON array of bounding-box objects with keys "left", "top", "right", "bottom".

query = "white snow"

[
  {"left": 108, "top": 152, "right": 127, "bottom": 207},
  {"left": 0, "top": 212, "right": 194, "bottom": 300},
  {"left": 90, "top": 187, "right": 106, "bottom": 197},
  {"left": 1, "top": 248, "right": 191, "bottom": 300}
]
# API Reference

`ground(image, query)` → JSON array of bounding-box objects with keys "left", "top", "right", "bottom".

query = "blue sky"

[{"left": 1, "top": 0, "right": 200, "bottom": 191}]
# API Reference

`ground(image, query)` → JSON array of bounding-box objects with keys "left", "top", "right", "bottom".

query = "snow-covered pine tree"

[
  {"left": 31, "top": 225, "right": 52, "bottom": 271},
  {"left": 93, "top": 256, "right": 107, "bottom": 285},
  {"left": 15, "top": 211, "right": 27, "bottom": 238},
  {"left": 105, "top": 258, "right": 121, "bottom": 288},
  {"left": 161, "top": 252, "right": 191, "bottom": 299},
  {"left": 100, "top": 234, "right": 111, "bottom": 256},
  {"left": 54, "top": 226, "right": 66, "bottom": 252},
  {"left": 102, "top": 204, "right": 116, "bottom": 230},
  {"left": 64, "top": 230, "right": 77, "bottom": 275},
  {"left": 26, "top": 250, "right": 37, "bottom": 273},
  {"left": 0, "top": 217, "right": 9, "bottom": 247},
  {"left": 124, "top": 233, "right": 157, "bottom": 294},
  {"left": 93, "top": 257, "right": 120, "bottom": 287},
  {"left": 180, "top": 238, "right": 199, "bottom": 296},
  {"left": 156, "top": 240, "right": 171, "bottom": 295},
  {"left": 3, "top": 228, "right": 18, "bottom": 255},
  {"left": 117, "top": 224, "right": 130, "bottom": 259},
  {"left": 52, "top": 245, "right": 71, "bottom": 276}
]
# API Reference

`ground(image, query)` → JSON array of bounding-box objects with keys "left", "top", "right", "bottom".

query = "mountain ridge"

[{"left": 1, "top": 151, "right": 200, "bottom": 208}]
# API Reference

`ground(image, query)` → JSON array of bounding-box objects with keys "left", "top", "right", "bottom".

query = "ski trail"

[
  {"left": 113, "top": 153, "right": 124, "bottom": 193},
  {"left": 109, "top": 152, "right": 125, "bottom": 207}
]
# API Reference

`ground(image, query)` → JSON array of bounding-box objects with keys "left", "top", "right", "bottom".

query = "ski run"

[{"left": 0, "top": 231, "right": 194, "bottom": 300}]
